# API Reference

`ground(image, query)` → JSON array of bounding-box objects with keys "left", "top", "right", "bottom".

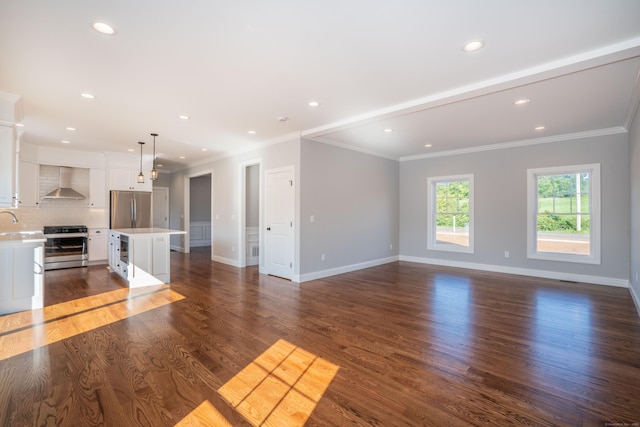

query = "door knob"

[{"left": 267, "top": 227, "right": 271, "bottom": 231}]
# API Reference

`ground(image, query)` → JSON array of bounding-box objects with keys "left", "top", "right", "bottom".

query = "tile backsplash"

[
  {"left": 0, "top": 207, "right": 108, "bottom": 232},
  {"left": 1, "top": 165, "right": 108, "bottom": 232}
]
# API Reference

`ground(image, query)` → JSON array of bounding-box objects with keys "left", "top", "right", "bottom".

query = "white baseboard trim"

[
  {"left": 400, "top": 255, "right": 629, "bottom": 288},
  {"left": 629, "top": 283, "right": 640, "bottom": 317},
  {"left": 212, "top": 254, "right": 241, "bottom": 268},
  {"left": 190, "top": 241, "right": 211, "bottom": 248},
  {"left": 296, "top": 256, "right": 400, "bottom": 283},
  {"left": 170, "top": 244, "right": 185, "bottom": 252}
]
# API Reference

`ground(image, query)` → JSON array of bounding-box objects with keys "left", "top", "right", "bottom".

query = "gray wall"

[
  {"left": 400, "top": 133, "right": 630, "bottom": 282},
  {"left": 171, "top": 137, "right": 300, "bottom": 268},
  {"left": 152, "top": 172, "right": 171, "bottom": 188},
  {"left": 190, "top": 175, "right": 211, "bottom": 221},
  {"left": 162, "top": 130, "right": 634, "bottom": 290},
  {"left": 300, "top": 139, "right": 399, "bottom": 274},
  {"left": 630, "top": 105, "right": 640, "bottom": 311}
]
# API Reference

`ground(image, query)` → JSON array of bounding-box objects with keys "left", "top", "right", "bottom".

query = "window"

[
  {"left": 427, "top": 175, "right": 474, "bottom": 253},
  {"left": 527, "top": 164, "right": 600, "bottom": 264}
]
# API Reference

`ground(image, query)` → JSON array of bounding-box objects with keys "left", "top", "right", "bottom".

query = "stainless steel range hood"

[{"left": 42, "top": 166, "right": 86, "bottom": 200}]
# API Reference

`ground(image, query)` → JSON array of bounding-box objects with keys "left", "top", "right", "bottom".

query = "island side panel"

[
  {"left": 109, "top": 229, "right": 180, "bottom": 287},
  {"left": 151, "top": 235, "right": 169, "bottom": 280}
]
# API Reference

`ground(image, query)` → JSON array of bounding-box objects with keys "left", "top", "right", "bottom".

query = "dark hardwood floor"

[{"left": 1, "top": 246, "right": 639, "bottom": 426}]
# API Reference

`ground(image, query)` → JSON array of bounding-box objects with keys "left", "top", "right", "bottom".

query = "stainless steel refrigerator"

[{"left": 110, "top": 191, "right": 152, "bottom": 229}]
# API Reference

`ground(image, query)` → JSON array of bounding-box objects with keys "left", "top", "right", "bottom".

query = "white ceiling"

[{"left": 1, "top": 1, "right": 640, "bottom": 170}]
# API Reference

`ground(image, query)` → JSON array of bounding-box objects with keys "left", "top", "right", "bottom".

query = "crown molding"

[
  {"left": 625, "top": 67, "right": 640, "bottom": 130},
  {"left": 306, "top": 136, "right": 399, "bottom": 161},
  {"left": 302, "top": 38, "right": 640, "bottom": 140},
  {"left": 399, "top": 127, "right": 628, "bottom": 162}
]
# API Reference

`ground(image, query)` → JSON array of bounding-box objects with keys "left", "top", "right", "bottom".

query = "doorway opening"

[
  {"left": 239, "top": 159, "right": 262, "bottom": 269},
  {"left": 184, "top": 170, "right": 213, "bottom": 258}
]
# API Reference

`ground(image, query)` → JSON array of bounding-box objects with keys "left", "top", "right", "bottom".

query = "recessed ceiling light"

[
  {"left": 462, "top": 40, "right": 484, "bottom": 52},
  {"left": 127, "top": 148, "right": 134, "bottom": 152},
  {"left": 514, "top": 99, "right": 530, "bottom": 105},
  {"left": 157, "top": 163, "right": 164, "bottom": 168},
  {"left": 307, "top": 100, "right": 320, "bottom": 107},
  {"left": 61, "top": 140, "right": 71, "bottom": 144},
  {"left": 179, "top": 156, "right": 186, "bottom": 159},
  {"left": 383, "top": 128, "right": 393, "bottom": 133},
  {"left": 178, "top": 115, "right": 190, "bottom": 120},
  {"left": 424, "top": 144, "right": 432, "bottom": 148},
  {"left": 248, "top": 130, "right": 256, "bottom": 134},
  {"left": 65, "top": 126, "right": 77, "bottom": 131},
  {"left": 201, "top": 148, "right": 208, "bottom": 151},
  {"left": 92, "top": 22, "right": 116, "bottom": 35},
  {"left": 80, "top": 92, "right": 95, "bottom": 99},
  {"left": 15, "top": 123, "right": 24, "bottom": 127},
  {"left": 535, "top": 126, "right": 546, "bottom": 131}
]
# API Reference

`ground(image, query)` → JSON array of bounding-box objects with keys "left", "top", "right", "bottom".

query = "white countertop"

[
  {"left": 111, "top": 228, "right": 186, "bottom": 237},
  {"left": 0, "top": 230, "right": 46, "bottom": 246}
]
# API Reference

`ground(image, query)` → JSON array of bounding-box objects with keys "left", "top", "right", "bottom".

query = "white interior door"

[
  {"left": 265, "top": 167, "right": 294, "bottom": 279},
  {"left": 153, "top": 187, "right": 169, "bottom": 229}
]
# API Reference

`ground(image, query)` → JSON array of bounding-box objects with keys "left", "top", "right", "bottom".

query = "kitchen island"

[
  {"left": 0, "top": 230, "right": 45, "bottom": 314},
  {"left": 109, "top": 228, "right": 186, "bottom": 288}
]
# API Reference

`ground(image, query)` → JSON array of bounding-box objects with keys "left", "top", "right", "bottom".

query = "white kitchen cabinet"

[
  {"left": 109, "top": 168, "right": 152, "bottom": 192},
  {"left": 88, "top": 228, "right": 108, "bottom": 262},
  {"left": 0, "top": 124, "right": 16, "bottom": 207},
  {"left": 88, "top": 168, "right": 106, "bottom": 208},
  {"left": 0, "top": 242, "right": 44, "bottom": 314},
  {"left": 108, "top": 231, "right": 122, "bottom": 273},
  {"left": 17, "top": 160, "right": 39, "bottom": 208},
  {"left": 109, "top": 168, "right": 132, "bottom": 191}
]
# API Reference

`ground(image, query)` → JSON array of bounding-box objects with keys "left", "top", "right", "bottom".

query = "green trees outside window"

[
  {"left": 527, "top": 163, "right": 599, "bottom": 263},
  {"left": 435, "top": 180, "right": 470, "bottom": 230},
  {"left": 536, "top": 173, "right": 590, "bottom": 234},
  {"left": 428, "top": 175, "right": 473, "bottom": 253}
]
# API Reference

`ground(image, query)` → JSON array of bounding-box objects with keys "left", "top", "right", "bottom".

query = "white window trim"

[
  {"left": 526, "top": 163, "right": 601, "bottom": 264},
  {"left": 427, "top": 174, "right": 474, "bottom": 254}
]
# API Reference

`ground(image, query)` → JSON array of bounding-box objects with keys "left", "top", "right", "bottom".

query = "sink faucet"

[{"left": 0, "top": 211, "right": 19, "bottom": 223}]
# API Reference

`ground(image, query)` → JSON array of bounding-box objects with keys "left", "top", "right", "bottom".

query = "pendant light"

[
  {"left": 137, "top": 141, "right": 145, "bottom": 183},
  {"left": 150, "top": 133, "right": 158, "bottom": 181}
]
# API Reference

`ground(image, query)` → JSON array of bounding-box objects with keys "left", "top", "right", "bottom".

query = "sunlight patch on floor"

[
  {"left": 218, "top": 338, "right": 339, "bottom": 427},
  {"left": 174, "top": 400, "right": 233, "bottom": 427},
  {"left": 0, "top": 285, "right": 184, "bottom": 361}
]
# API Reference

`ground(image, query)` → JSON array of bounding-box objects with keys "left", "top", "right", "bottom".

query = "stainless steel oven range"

[{"left": 43, "top": 225, "right": 88, "bottom": 270}]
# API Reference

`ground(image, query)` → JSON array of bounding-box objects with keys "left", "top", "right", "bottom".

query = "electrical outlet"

[
  {"left": 321, "top": 253, "right": 325, "bottom": 262},
  {"left": 390, "top": 244, "right": 393, "bottom": 250},
  {"left": 310, "top": 215, "right": 315, "bottom": 223},
  {"left": 231, "top": 246, "right": 235, "bottom": 252},
  {"left": 504, "top": 251, "right": 510, "bottom": 258}
]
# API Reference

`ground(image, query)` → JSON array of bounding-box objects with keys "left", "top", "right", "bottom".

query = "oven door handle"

[{"left": 44, "top": 233, "right": 88, "bottom": 238}]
